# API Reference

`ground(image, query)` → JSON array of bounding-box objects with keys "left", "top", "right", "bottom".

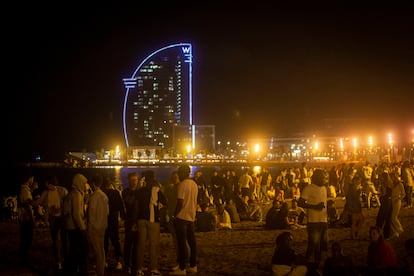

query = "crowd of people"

[{"left": 12, "top": 158, "right": 414, "bottom": 275}]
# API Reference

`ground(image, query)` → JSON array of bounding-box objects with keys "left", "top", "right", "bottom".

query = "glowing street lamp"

[
  {"left": 368, "top": 136, "right": 373, "bottom": 148},
  {"left": 388, "top": 133, "right": 393, "bottom": 162},
  {"left": 254, "top": 144, "right": 260, "bottom": 153},
  {"left": 353, "top": 137, "right": 358, "bottom": 161},
  {"left": 254, "top": 144, "right": 260, "bottom": 160}
]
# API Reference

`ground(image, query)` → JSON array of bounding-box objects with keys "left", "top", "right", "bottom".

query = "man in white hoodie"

[{"left": 64, "top": 173, "right": 89, "bottom": 275}]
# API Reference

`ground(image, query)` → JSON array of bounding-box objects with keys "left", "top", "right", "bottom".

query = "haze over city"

[{"left": 8, "top": 3, "right": 414, "bottom": 163}]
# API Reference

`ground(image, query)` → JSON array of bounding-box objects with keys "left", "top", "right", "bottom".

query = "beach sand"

[{"left": 1, "top": 198, "right": 413, "bottom": 275}]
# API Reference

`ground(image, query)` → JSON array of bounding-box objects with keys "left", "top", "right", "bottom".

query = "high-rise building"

[{"left": 122, "top": 43, "right": 194, "bottom": 154}]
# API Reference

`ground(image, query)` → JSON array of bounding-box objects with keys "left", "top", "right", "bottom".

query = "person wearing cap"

[{"left": 298, "top": 168, "right": 329, "bottom": 266}]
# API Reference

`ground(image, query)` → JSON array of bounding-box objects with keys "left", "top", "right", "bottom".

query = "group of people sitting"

[
  {"left": 271, "top": 226, "right": 414, "bottom": 276},
  {"left": 194, "top": 193, "right": 266, "bottom": 232},
  {"left": 265, "top": 198, "right": 306, "bottom": 230}
]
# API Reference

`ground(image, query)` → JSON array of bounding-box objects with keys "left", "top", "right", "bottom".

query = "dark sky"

[{"left": 8, "top": 4, "right": 414, "bottom": 162}]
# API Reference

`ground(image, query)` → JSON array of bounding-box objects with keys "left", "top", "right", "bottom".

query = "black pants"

[
  {"left": 376, "top": 196, "right": 392, "bottom": 238},
  {"left": 19, "top": 220, "right": 34, "bottom": 266},
  {"left": 174, "top": 218, "right": 197, "bottom": 270},
  {"left": 105, "top": 225, "right": 122, "bottom": 261},
  {"left": 123, "top": 221, "right": 138, "bottom": 271},
  {"left": 66, "top": 229, "right": 88, "bottom": 275}
]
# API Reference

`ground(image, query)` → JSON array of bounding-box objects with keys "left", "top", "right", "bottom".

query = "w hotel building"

[{"left": 122, "top": 43, "right": 214, "bottom": 159}]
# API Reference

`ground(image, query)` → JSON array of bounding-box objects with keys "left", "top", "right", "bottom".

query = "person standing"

[
  {"left": 87, "top": 174, "right": 109, "bottom": 276},
  {"left": 122, "top": 172, "right": 140, "bottom": 274},
  {"left": 34, "top": 176, "right": 68, "bottom": 270},
  {"left": 135, "top": 170, "right": 167, "bottom": 276},
  {"left": 298, "top": 168, "right": 328, "bottom": 266},
  {"left": 64, "top": 173, "right": 89, "bottom": 275},
  {"left": 346, "top": 176, "right": 364, "bottom": 239},
  {"left": 17, "top": 173, "right": 36, "bottom": 267},
  {"left": 170, "top": 165, "right": 198, "bottom": 275},
  {"left": 102, "top": 177, "right": 125, "bottom": 271},
  {"left": 238, "top": 168, "right": 253, "bottom": 202},
  {"left": 376, "top": 165, "right": 393, "bottom": 239},
  {"left": 401, "top": 160, "right": 413, "bottom": 208},
  {"left": 163, "top": 170, "right": 181, "bottom": 268},
  {"left": 259, "top": 167, "right": 272, "bottom": 202},
  {"left": 389, "top": 170, "right": 405, "bottom": 239}
]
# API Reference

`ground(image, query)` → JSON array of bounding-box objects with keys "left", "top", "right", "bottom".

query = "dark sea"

[
  {"left": 7, "top": 163, "right": 256, "bottom": 197},
  {"left": 7, "top": 162, "right": 307, "bottom": 197}
]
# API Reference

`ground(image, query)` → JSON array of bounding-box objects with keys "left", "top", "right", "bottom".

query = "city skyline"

[{"left": 8, "top": 4, "right": 414, "bottom": 162}]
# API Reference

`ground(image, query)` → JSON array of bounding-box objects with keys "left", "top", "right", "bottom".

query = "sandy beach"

[{"left": 1, "top": 198, "right": 413, "bottom": 276}]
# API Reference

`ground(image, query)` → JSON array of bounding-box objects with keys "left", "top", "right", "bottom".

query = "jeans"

[
  {"left": 174, "top": 218, "right": 197, "bottom": 270},
  {"left": 123, "top": 221, "right": 138, "bottom": 271},
  {"left": 306, "top": 222, "right": 328, "bottom": 263}
]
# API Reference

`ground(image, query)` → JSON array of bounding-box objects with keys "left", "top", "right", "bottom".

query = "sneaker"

[
  {"left": 169, "top": 268, "right": 186, "bottom": 275},
  {"left": 187, "top": 266, "right": 197, "bottom": 273},
  {"left": 115, "top": 261, "right": 123, "bottom": 270},
  {"left": 151, "top": 269, "right": 162, "bottom": 275},
  {"left": 171, "top": 265, "right": 180, "bottom": 271}
]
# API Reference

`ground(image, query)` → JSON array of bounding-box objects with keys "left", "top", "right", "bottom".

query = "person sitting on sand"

[
  {"left": 234, "top": 194, "right": 250, "bottom": 220},
  {"left": 366, "top": 225, "right": 398, "bottom": 275},
  {"left": 323, "top": 241, "right": 356, "bottom": 276},
  {"left": 195, "top": 203, "right": 216, "bottom": 232},
  {"left": 224, "top": 198, "right": 240, "bottom": 223},
  {"left": 271, "top": 231, "right": 308, "bottom": 276},
  {"left": 266, "top": 200, "right": 290, "bottom": 230},
  {"left": 327, "top": 199, "right": 340, "bottom": 228},
  {"left": 247, "top": 197, "right": 263, "bottom": 222},
  {"left": 216, "top": 203, "right": 232, "bottom": 230},
  {"left": 288, "top": 198, "right": 306, "bottom": 226}
]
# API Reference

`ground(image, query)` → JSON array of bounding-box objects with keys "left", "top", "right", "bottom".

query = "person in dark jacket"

[
  {"left": 102, "top": 177, "right": 125, "bottom": 270},
  {"left": 135, "top": 170, "right": 167, "bottom": 276},
  {"left": 121, "top": 172, "right": 140, "bottom": 274}
]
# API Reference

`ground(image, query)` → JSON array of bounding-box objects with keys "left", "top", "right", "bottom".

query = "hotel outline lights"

[{"left": 122, "top": 43, "right": 193, "bottom": 150}]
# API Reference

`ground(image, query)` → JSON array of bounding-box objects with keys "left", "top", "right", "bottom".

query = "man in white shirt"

[
  {"left": 298, "top": 168, "right": 328, "bottom": 266},
  {"left": 88, "top": 174, "right": 109, "bottom": 276},
  {"left": 170, "top": 165, "right": 198, "bottom": 275}
]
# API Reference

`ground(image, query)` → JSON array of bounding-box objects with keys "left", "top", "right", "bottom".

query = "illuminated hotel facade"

[{"left": 122, "top": 43, "right": 196, "bottom": 158}]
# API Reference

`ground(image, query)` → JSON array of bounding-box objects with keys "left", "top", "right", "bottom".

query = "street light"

[
  {"left": 353, "top": 137, "right": 358, "bottom": 161},
  {"left": 388, "top": 133, "right": 393, "bottom": 162}
]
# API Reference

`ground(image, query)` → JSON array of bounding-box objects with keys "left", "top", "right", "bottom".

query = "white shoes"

[
  {"left": 169, "top": 265, "right": 197, "bottom": 275},
  {"left": 170, "top": 268, "right": 186, "bottom": 275}
]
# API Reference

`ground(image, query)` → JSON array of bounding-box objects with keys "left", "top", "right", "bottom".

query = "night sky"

[{"left": 8, "top": 4, "right": 414, "bottom": 162}]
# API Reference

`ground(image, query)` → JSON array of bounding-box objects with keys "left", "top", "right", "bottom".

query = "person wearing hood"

[{"left": 63, "top": 173, "right": 89, "bottom": 275}]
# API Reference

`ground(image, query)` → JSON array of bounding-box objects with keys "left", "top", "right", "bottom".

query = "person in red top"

[{"left": 366, "top": 225, "right": 398, "bottom": 274}]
